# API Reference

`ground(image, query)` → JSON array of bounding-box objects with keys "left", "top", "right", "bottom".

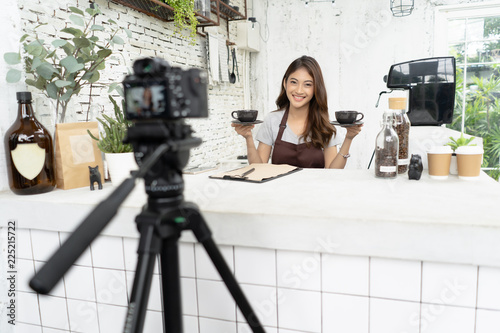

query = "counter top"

[{"left": 1, "top": 168, "right": 500, "bottom": 267}]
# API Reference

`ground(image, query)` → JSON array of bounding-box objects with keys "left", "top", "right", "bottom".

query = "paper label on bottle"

[
  {"left": 379, "top": 165, "right": 397, "bottom": 173},
  {"left": 398, "top": 158, "right": 410, "bottom": 165},
  {"left": 11, "top": 143, "right": 46, "bottom": 180}
]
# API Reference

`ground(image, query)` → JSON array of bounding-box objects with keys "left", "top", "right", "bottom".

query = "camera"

[{"left": 123, "top": 57, "right": 208, "bottom": 120}]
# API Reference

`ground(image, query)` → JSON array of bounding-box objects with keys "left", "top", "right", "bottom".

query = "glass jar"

[
  {"left": 389, "top": 97, "right": 411, "bottom": 174},
  {"left": 375, "top": 111, "right": 399, "bottom": 179}
]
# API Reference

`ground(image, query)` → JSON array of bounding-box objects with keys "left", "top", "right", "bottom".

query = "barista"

[{"left": 232, "top": 55, "right": 362, "bottom": 168}]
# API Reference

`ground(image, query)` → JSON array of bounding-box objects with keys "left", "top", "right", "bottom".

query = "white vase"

[{"left": 105, "top": 152, "right": 138, "bottom": 185}]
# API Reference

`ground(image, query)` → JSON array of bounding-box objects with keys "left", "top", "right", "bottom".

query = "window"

[{"left": 436, "top": 2, "right": 500, "bottom": 180}]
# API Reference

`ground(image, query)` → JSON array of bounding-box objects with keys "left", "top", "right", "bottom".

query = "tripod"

[{"left": 29, "top": 121, "right": 266, "bottom": 333}]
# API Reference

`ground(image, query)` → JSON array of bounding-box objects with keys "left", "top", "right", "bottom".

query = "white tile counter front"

[{"left": 1, "top": 168, "right": 500, "bottom": 333}]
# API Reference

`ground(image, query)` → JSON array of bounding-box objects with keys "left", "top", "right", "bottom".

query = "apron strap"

[{"left": 276, "top": 109, "right": 289, "bottom": 143}]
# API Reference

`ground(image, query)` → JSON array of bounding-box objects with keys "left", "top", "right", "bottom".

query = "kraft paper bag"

[{"left": 55, "top": 122, "right": 104, "bottom": 190}]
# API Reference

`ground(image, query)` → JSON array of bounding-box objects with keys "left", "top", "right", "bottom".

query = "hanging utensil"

[
  {"left": 229, "top": 47, "right": 236, "bottom": 84},
  {"left": 232, "top": 48, "right": 239, "bottom": 82},
  {"left": 226, "top": 44, "right": 231, "bottom": 82}
]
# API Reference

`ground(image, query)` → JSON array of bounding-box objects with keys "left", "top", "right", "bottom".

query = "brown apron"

[{"left": 271, "top": 110, "right": 325, "bottom": 168}]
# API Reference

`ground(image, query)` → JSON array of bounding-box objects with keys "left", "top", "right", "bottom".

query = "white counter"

[{"left": 1, "top": 168, "right": 499, "bottom": 267}]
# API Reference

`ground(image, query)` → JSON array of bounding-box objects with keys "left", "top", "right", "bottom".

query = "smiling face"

[{"left": 283, "top": 67, "right": 314, "bottom": 112}]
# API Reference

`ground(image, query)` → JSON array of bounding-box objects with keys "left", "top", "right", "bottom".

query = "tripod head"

[{"left": 125, "top": 120, "right": 202, "bottom": 202}]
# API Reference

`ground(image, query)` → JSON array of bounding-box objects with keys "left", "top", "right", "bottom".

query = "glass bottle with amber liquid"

[{"left": 4, "top": 92, "right": 56, "bottom": 194}]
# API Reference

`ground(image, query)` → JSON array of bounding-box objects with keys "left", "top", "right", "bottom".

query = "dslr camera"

[{"left": 123, "top": 57, "right": 208, "bottom": 120}]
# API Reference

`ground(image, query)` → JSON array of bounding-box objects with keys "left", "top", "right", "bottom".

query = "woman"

[{"left": 232, "top": 55, "right": 362, "bottom": 168}]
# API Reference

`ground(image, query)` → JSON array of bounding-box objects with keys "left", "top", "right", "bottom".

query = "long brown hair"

[{"left": 275, "top": 56, "right": 335, "bottom": 149}]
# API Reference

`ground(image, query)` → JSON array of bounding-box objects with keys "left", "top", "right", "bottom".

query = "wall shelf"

[{"left": 111, "top": 0, "right": 246, "bottom": 31}]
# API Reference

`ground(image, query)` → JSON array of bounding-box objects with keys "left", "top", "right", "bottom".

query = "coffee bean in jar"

[
  {"left": 389, "top": 97, "right": 411, "bottom": 174},
  {"left": 374, "top": 111, "right": 399, "bottom": 179}
]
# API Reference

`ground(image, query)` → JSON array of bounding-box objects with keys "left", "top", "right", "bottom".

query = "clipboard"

[{"left": 209, "top": 163, "right": 302, "bottom": 183}]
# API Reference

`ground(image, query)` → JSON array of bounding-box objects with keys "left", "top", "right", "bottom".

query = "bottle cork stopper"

[{"left": 388, "top": 97, "right": 407, "bottom": 110}]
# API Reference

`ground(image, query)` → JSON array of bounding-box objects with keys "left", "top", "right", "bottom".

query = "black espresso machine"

[{"left": 380, "top": 56, "right": 456, "bottom": 126}]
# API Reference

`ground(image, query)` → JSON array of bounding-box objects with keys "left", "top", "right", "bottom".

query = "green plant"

[
  {"left": 160, "top": 0, "right": 199, "bottom": 44},
  {"left": 87, "top": 95, "right": 133, "bottom": 153},
  {"left": 445, "top": 132, "right": 477, "bottom": 151},
  {"left": 4, "top": 5, "right": 131, "bottom": 123}
]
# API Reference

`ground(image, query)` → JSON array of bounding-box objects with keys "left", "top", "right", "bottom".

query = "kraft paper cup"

[
  {"left": 456, "top": 146, "right": 483, "bottom": 180},
  {"left": 427, "top": 146, "right": 453, "bottom": 180}
]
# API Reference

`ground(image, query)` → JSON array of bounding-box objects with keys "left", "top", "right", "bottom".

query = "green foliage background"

[{"left": 447, "top": 67, "right": 500, "bottom": 180}]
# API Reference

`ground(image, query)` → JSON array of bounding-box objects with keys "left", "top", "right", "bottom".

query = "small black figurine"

[
  {"left": 89, "top": 165, "right": 103, "bottom": 190},
  {"left": 408, "top": 154, "right": 423, "bottom": 180}
]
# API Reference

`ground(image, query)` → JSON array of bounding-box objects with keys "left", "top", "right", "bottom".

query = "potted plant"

[
  {"left": 158, "top": 0, "right": 199, "bottom": 44},
  {"left": 4, "top": 4, "right": 131, "bottom": 123},
  {"left": 445, "top": 132, "right": 477, "bottom": 175},
  {"left": 88, "top": 95, "right": 137, "bottom": 185}
]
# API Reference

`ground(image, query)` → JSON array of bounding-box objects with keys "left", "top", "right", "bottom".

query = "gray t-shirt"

[{"left": 255, "top": 110, "right": 342, "bottom": 148}]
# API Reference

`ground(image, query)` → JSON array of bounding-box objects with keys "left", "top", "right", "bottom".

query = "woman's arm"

[
  {"left": 325, "top": 138, "right": 353, "bottom": 169},
  {"left": 326, "top": 125, "right": 363, "bottom": 169},
  {"left": 232, "top": 124, "right": 272, "bottom": 164}
]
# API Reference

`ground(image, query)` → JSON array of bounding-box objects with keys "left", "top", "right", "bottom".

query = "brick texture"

[{"left": 15, "top": 0, "right": 248, "bottom": 170}]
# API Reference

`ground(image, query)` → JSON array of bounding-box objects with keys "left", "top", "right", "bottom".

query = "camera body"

[{"left": 123, "top": 58, "right": 208, "bottom": 120}]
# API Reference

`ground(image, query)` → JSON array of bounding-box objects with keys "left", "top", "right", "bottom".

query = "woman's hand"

[
  {"left": 231, "top": 123, "right": 255, "bottom": 139},
  {"left": 345, "top": 124, "right": 363, "bottom": 140}
]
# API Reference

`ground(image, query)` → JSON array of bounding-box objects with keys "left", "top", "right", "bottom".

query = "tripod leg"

[
  {"left": 202, "top": 239, "right": 266, "bottom": 333},
  {"left": 160, "top": 237, "right": 183, "bottom": 333},
  {"left": 124, "top": 224, "right": 161, "bottom": 333},
  {"left": 182, "top": 204, "right": 266, "bottom": 333}
]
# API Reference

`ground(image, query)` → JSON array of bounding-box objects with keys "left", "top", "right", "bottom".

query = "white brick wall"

[{"left": 0, "top": 0, "right": 248, "bottom": 191}]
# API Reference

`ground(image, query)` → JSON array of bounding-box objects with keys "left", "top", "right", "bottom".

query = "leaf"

[
  {"left": 31, "top": 57, "right": 43, "bottom": 70},
  {"left": 25, "top": 41, "right": 44, "bottom": 57},
  {"left": 62, "top": 42, "right": 75, "bottom": 56},
  {"left": 90, "top": 24, "right": 105, "bottom": 31},
  {"left": 112, "top": 36, "right": 124, "bottom": 45},
  {"left": 87, "top": 129, "right": 99, "bottom": 141},
  {"left": 96, "top": 60, "right": 106, "bottom": 70},
  {"left": 52, "top": 39, "right": 67, "bottom": 48},
  {"left": 73, "top": 37, "right": 91, "bottom": 48},
  {"left": 60, "top": 89, "right": 73, "bottom": 102},
  {"left": 36, "top": 63, "right": 58, "bottom": 80},
  {"left": 86, "top": 6, "right": 101, "bottom": 17},
  {"left": 61, "top": 27, "right": 83, "bottom": 37},
  {"left": 19, "top": 34, "right": 29, "bottom": 43},
  {"left": 60, "top": 56, "right": 84, "bottom": 73},
  {"left": 124, "top": 28, "right": 132, "bottom": 38},
  {"left": 81, "top": 71, "right": 94, "bottom": 81},
  {"left": 97, "top": 49, "right": 112, "bottom": 58},
  {"left": 69, "top": 14, "right": 85, "bottom": 27},
  {"left": 25, "top": 79, "right": 37, "bottom": 87},
  {"left": 47, "top": 49, "right": 57, "bottom": 59},
  {"left": 4, "top": 52, "right": 21, "bottom": 65},
  {"left": 88, "top": 71, "right": 100, "bottom": 83},
  {"left": 55, "top": 80, "right": 72, "bottom": 88},
  {"left": 6, "top": 69, "right": 21, "bottom": 83},
  {"left": 69, "top": 6, "right": 84, "bottom": 15},
  {"left": 33, "top": 76, "right": 46, "bottom": 90},
  {"left": 46, "top": 82, "right": 58, "bottom": 99}
]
